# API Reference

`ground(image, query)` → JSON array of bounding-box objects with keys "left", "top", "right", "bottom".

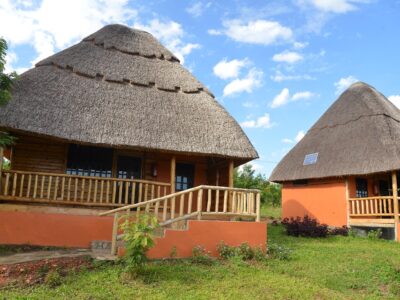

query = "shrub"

[
  {"left": 267, "top": 243, "right": 292, "bottom": 261},
  {"left": 329, "top": 226, "right": 349, "bottom": 236},
  {"left": 44, "top": 270, "right": 63, "bottom": 288},
  {"left": 367, "top": 229, "right": 382, "bottom": 240},
  {"left": 217, "top": 242, "right": 267, "bottom": 262},
  {"left": 191, "top": 246, "right": 214, "bottom": 265},
  {"left": 120, "top": 213, "right": 159, "bottom": 275},
  {"left": 169, "top": 246, "right": 178, "bottom": 259},
  {"left": 281, "top": 215, "right": 328, "bottom": 238}
]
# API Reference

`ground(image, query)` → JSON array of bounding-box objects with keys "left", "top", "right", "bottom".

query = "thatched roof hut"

[
  {"left": 0, "top": 24, "right": 257, "bottom": 160},
  {"left": 270, "top": 82, "right": 400, "bottom": 182}
]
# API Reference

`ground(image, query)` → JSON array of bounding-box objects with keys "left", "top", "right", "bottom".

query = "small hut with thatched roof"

[
  {"left": 270, "top": 82, "right": 400, "bottom": 241},
  {"left": 0, "top": 24, "right": 266, "bottom": 254}
]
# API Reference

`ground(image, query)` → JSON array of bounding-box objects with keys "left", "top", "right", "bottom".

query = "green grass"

[
  {"left": 261, "top": 204, "right": 281, "bottom": 219},
  {"left": 3, "top": 226, "right": 400, "bottom": 299}
]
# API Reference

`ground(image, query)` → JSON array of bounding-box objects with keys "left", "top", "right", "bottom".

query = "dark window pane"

[
  {"left": 356, "top": 178, "right": 368, "bottom": 198},
  {"left": 175, "top": 163, "right": 195, "bottom": 191},
  {"left": 66, "top": 144, "right": 113, "bottom": 178}
]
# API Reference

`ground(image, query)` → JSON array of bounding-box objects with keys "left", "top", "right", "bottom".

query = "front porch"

[{"left": 347, "top": 171, "right": 400, "bottom": 238}]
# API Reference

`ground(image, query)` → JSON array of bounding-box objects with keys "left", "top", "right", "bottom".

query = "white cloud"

[
  {"left": 272, "top": 51, "right": 303, "bottom": 64},
  {"left": 0, "top": 0, "right": 136, "bottom": 66},
  {"left": 213, "top": 58, "right": 250, "bottom": 80},
  {"left": 223, "top": 68, "right": 263, "bottom": 97},
  {"left": 295, "top": 130, "right": 305, "bottom": 142},
  {"left": 282, "top": 130, "right": 305, "bottom": 144},
  {"left": 292, "top": 91, "right": 315, "bottom": 101},
  {"left": 306, "top": 0, "right": 361, "bottom": 14},
  {"left": 207, "top": 29, "right": 221, "bottom": 35},
  {"left": 270, "top": 88, "right": 290, "bottom": 108},
  {"left": 334, "top": 75, "right": 358, "bottom": 95},
  {"left": 215, "top": 19, "right": 293, "bottom": 45},
  {"left": 4, "top": 51, "right": 17, "bottom": 73},
  {"left": 186, "top": 2, "right": 211, "bottom": 17},
  {"left": 282, "top": 138, "right": 294, "bottom": 144},
  {"left": 270, "top": 71, "right": 314, "bottom": 82},
  {"left": 134, "top": 19, "right": 200, "bottom": 64},
  {"left": 388, "top": 95, "right": 400, "bottom": 109},
  {"left": 240, "top": 113, "right": 273, "bottom": 129},
  {"left": 293, "top": 41, "right": 308, "bottom": 49},
  {"left": 270, "top": 88, "right": 316, "bottom": 108}
]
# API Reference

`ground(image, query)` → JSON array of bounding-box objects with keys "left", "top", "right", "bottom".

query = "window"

[
  {"left": 356, "top": 178, "right": 368, "bottom": 198},
  {"left": 66, "top": 144, "right": 113, "bottom": 178},
  {"left": 175, "top": 163, "right": 195, "bottom": 191},
  {"left": 293, "top": 179, "right": 308, "bottom": 186}
]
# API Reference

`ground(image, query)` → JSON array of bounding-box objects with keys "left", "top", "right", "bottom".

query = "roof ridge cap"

[
  {"left": 82, "top": 39, "right": 180, "bottom": 63},
  {"left": 36, "top": 63, "right": 215, "bottom": 97}
]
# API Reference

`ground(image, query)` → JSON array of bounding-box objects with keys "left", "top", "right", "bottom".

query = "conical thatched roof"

[
  {"left": 0, "top": 24, "right": 258, "bottom": 160},
  {"left": 270, "top": 82, "right": 400, "bottom": 182}
]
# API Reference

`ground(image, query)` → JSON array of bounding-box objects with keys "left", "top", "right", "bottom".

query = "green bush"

[
  {"left": 120, "top": 213, "right": 159, "bottom": 276},
  {"left": 217, "top": 242, "right": 267, "bottom": 262},
  {"left": 191, "top": 246, "right": 214, "bottom": 265},
  {"left": 367, "top": 229, "right": 382, "bottom": 240},
  {"left": 44, "top": 270, "right": 63, "bottom": 288}
]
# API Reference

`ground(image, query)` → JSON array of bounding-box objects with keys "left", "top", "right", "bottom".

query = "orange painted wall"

[
  {"left": 146, "top": 220, "right": 267, "bottom": 259},
  {"left": 282, "top": 179, "right": 347, "bottom": 227},
  {"left": 0, "top": 210, "right": 113, "bottom": 248}
]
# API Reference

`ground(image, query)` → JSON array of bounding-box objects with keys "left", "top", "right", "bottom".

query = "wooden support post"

[
  {"left": 345, "top": 179, "right": 350, "bottom": 227},
  {"left": 228, "top": 160, "right": 234, "bottom": 211},
  {"left": 0, "top": 147, "right": 3, "bottom": 194},
  {"left": 392, "top": 171, "right": 399, "bottom": 241},
  {"left": 228, "top": 160, "right": 234, "bottom": 188},
  {"left": 111, "top": 212, "right": 119, "bottom": 256},
  {"left": 170, "top": 156, "right": 176, "bottom": 193},
  {"left": 256, "top": 192, "right": 261, "bottom": 222}
]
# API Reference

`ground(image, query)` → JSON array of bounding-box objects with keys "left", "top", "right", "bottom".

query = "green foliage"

[
  {"left": 0, "top": 37, "right": 17, "bottom": 147},
  {"left": 234, "top": 164, "right": 281, "bottom": 206},
  {"left": 367, "top": 229, "right": 382, "bottom": 240},
  {"left": 217, "top": 241, "right": 267, "bottom": 262},
  {"left": 169, "top": 246, "right": 177, "bottom": 258},
  {"left": 191, "top": 245, "right": 214, "bottom": 265},
  {"left": 120, "top": 214, "right": 159, "bottom": 275},
  {"left": 44, "top": 270, "right": 63, "bottom": 288}
]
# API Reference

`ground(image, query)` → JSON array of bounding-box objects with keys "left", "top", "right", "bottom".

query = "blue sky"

[{"left": 1, "top": 0, "right": 400, "bottom": 177}]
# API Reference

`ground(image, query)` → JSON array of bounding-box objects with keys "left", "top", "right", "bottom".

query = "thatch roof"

[
  {"left": 270, "top": 82, "right": 400, "bottom": 182},
  {"left": 0, "top": 24, "right": 258, "bottom": 160}
]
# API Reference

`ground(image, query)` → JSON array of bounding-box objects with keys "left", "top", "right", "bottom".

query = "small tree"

[
  {"left": 234, "top": 164, "right": 281, "bottom": 206},
  {"left": 120, "top": 213, "right": 159, "bottom": 276},
  {"left": 0, "top": 37, "right": 17, "bottom": 147}
]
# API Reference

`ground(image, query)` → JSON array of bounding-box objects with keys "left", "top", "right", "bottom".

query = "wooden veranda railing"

[
  {"left": 348, "top": 196, "right": 399, "bottom": 217},
  {"left": 100, "top": 185, "right": 261, "bottom": 255},
  {"left": 0, "top": 170, "right": 171, "bottom": 207}
]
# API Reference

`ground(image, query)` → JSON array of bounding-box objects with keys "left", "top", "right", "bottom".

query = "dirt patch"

[{"left": 0, "top": 256, "right": 92, "bottom": 288}]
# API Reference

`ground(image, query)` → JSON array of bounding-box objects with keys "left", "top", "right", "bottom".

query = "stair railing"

[{"left": 100, "top": 185, "right": 261, "bottom": 255}]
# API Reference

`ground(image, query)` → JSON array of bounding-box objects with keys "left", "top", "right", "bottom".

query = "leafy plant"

[
  {"left": 0, "top": 37, "right": 17, "bottom": 147},
  {"left": 217, "top": 242, "right": 267, "bottom": 262},
  {"left": 367, "top": 229, "right": 382, "bottom": 240},
  {"left": 191, "top": 245, "right": 214, "bottom": 265},
  {"left": 44, "top": 269, "right": 63, "bottom": 288},
  {"left": 234, "top": 164, "right": 281, "bottom": 206},
  {"left": 120, "top": 213, "right": 159, "bottom": 276},
  {"left": 282, "top": 215, "right": 329, "bottom": 238},
  {"left": 329, "top": 226, "right": 349, "bottom": 236},
  {"left": 169, "top": 246, "right": 177, "bottom": 259}
]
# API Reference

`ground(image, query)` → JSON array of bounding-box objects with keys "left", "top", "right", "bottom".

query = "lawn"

[
  {"left": 2, "top": 225, "right": 400, "bottom": 300},
  {"left": 261, "top": 204, "right": 281, "bottom": 219}
]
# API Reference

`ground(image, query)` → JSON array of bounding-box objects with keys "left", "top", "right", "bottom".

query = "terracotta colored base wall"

[
  {"left": 0, "top": 210, "right": 113, "bottom": 248},
  {"left": 282, "top": 180, "right": 347, "bottom": 227},
  {"left": 147, "top": 220, "right": 267, "bottom": 259}
]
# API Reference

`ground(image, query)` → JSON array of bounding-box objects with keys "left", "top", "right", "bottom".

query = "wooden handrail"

[
  {"left": 3, "top": 170, "right": 170, "bottom": 186},
  {"left": 102, "top": 184, "right": 262, "bottom": 255},
  {"left": 348, "top": 196, "right": 398, "bottom": 217},
  {"left": 0, "top": 169, "right": 171, "bottom": 207}
]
